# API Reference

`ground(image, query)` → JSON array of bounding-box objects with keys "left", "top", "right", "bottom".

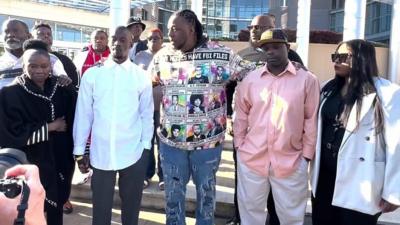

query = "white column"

[
  {"left": 343, "top": 0, "right": 367, "bottom": 41},
  {"left": 389, "top": 0, "right": 400, "bottom": 83},
  {"left": 110, "top": 0, "right": 131, "bottom": 35},
  {"left": 296, "top": 0, "right": 311, "bottom": 66},
  {"left": 191, "top": 0, "right": 203, "bottom": 22}
]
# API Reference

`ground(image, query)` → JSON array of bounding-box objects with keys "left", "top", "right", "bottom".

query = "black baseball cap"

[
  {"left": 126, "top": 17, "right": 146, "bottom": 30},
  {"left": 259, "top": 29, "right": 288, "bottom": 45}
]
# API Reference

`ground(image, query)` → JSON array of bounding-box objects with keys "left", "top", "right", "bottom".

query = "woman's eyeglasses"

[{"left": 331, "top": 53, "right": 351, "bottom": 63}]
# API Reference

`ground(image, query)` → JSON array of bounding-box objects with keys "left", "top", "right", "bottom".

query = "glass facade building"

[
  {"left": 329, "top": 0, "right": 392, "bottom": 43},
  {"left": 158, "top": 0, "right": 269, "bottom": 39},
  {"left": 0, "top": 14, "right": 104, "bottom": 58}
]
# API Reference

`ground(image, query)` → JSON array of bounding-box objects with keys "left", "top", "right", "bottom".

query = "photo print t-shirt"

[{"left": 150, "top": 40, "right": 254, "bottom": 150}]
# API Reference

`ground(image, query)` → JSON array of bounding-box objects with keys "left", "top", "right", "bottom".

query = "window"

[
  {"left": 365, "top": 2, "right": 392, "bottom": 35},
  {"left": 230, "top": 24, "right": 237, "bottom": 32},
  {"left": 142, "top": 9, "right": 148, "bottom": 20},
  {"left": 338, "top": 0, "right": 345, "bottom": 9}
]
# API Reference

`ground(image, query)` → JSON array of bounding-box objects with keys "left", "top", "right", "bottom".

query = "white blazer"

[{"left": 311, "top": 78, "right": 400, "bottom": 215}]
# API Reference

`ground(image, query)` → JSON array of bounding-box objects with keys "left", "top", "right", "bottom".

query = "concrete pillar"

[
  {"left": 296, "top": 0, "right": 311, "bottom": 66},
  {"left": 191, "top": 0, "right": 203, "bottom": 22},
  {"left": 110, "top": 0, "right": 131, "bottom": 35},
  {"left": 343, "top": 0, "right": 367, "bottom": 41},
  {"left": 389, "top": 0, "right": 400, "bottom": 83}
]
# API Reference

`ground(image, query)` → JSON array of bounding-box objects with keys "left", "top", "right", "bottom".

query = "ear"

[{"left": 190, "top": 25, "right": 196, "bottom": 36}]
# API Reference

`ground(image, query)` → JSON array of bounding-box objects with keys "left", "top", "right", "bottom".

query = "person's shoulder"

[
  {"left": 242, "top": 66, "right": 265, "bottom": 83},
  {"left": 288, "top": 49, "right": 304, "bottom": 65},
  {"left": 204, "top": 41, "right": 232, "bottom": 52},
  {"left": 136, "top": 50, "right": 151, "bottom": 59},
  {"left": 237, "top": 47, "right": 254, "bottom": 57},
  {"left": 52, "top": 52, "right": 72, "bottom": 61},
  {"left": 152, "top": 45, "right": 175, "bottom": 62},
  {"left": 0, "top": 53, "right": 8, "bottom": 61},
  {"left": 375, "top": 77, "right": 400, "bottom": 100},
  {"left": 82, "top": 64, "right": 104, "bottom": 79},
  {"left": 0, "top": 82, "right": 23, "bottom": 98},
  {"left": 289, "top": 61, "right": 317, "bottom": 80}
]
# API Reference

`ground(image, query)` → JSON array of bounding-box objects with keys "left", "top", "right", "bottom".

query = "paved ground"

[
  {"left": 63, "top": 200, "right": 227, "bottom": 225},
  {"left": 68, "top": 135, "right": 400, "bottom": 225}
]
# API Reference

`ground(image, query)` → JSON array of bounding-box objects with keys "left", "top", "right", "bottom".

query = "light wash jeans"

[{"left": 159, "top": 142, "right": 222, "bottom": 225}]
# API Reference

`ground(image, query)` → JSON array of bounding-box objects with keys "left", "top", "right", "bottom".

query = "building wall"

[
  {"left": 0, "top": 0, "right": 109, "bottom": 28},
  {"left": 157, "top": 0, "right": 269, "bottom": 39},
  {"left": 222, "top": 41, "right": 388, "bottom": 82},
  {"left": 269, "top": 0, "right": 330, "bottom": 30}
]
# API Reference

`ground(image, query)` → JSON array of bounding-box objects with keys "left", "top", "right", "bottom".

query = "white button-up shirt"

[{"left": 73, "top": 58, "right": 154, "bottom": 171}]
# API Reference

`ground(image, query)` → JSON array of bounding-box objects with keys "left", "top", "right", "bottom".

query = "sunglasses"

[
  {"left": 331, "top": 53, "right": 352, "bottom": 63},
  {"left": 247, "top": 25, "right": 272, "bottom": 31}
]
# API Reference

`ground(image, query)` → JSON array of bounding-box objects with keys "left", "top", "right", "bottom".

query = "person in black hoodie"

[{"left": 0, "top": 39, "right": 77, "bottom": 225}]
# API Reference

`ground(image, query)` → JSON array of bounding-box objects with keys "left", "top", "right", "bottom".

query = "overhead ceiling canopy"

[{"left": 33, "top": 0, "right": 161, "bottom": 13}]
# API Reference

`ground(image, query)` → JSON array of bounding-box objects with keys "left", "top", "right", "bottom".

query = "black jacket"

[{"left": 52, "top": 51, "right": 79, "bottom": 87}]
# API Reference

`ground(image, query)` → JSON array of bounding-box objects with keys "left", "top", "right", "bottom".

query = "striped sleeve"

[{"left": 27, "top": 124, "right": 49, "bottom": 146}]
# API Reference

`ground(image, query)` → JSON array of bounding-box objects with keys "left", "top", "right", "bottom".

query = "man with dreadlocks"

[{"left": 148, "top": 9, "right": 254, "bottom": 224}]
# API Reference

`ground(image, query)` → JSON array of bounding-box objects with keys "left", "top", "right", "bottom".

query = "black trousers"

[
  {"left": 146, "top": 111, "right": 163, "bottom": 181},
  {"left": 312, "top": 165, "right": 380, "bottom": 225},
  {"left": 91, "top": 150, "right": 149, "bottom": 225},
  {"left": 46, "top": 204, "right": 63, "bottom": 225}
]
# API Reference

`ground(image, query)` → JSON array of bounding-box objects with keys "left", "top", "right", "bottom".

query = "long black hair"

[
  {"left": 173, "top": 9, "right": 203, "bottom": 45},
  {"left": 332, "top": 39, "right": 385, "bottom": 140}
]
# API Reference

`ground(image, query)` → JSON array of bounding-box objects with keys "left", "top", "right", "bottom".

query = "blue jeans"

[{"left": 159, "top": 142, "right": 222, "bottom": 225}]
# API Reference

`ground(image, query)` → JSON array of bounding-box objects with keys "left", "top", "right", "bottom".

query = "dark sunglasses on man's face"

[
  {"left": 247, "top": 25, "right": 272, "bottom": 31},
  {"left": 331, "top": 53, "right": 351, "bottom": 63}
]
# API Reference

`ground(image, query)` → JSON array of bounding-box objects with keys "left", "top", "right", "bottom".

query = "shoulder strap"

[{"left": 14, "top": 181, "right": 30, "bottom": 225}]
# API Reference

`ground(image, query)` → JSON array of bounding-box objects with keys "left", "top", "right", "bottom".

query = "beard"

[{"left": 5, "top": 39, "right": 23, "bottom": 50}]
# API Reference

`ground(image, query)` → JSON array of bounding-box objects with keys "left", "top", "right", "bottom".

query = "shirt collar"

[
  {"left": 3, "top": 49, "right": 20, "bottom": 61},
  {"left": 260, "top": 61, "right": 296, "bottom": 77},
  {"left": 0, "top": 49, "right": 22, "bottom": 70},
  {"left": 104, "top": 57, "right": 132, "bottom": 71}
]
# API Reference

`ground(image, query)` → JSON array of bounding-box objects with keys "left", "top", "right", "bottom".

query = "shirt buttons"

[
  {"left": 365, "top": 136, "right": 370, "bottom": 141},
  {"left": 359, "top": 157, "right": 365, "bottom": 161}
]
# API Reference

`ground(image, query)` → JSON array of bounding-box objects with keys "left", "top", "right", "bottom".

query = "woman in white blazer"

[{"left": 311, "top": 39, "right": 400, "bottom": 225}]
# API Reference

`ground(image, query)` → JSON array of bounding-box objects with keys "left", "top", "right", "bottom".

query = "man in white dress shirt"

[{"left": 73, "top": 26, "right": 154, "bottom": 225}]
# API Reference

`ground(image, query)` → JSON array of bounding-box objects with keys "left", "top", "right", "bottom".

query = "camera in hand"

[
  {"left": 0, "top": 178, "right": 22, "bottom": 198},
  {"left": 0, "top": 148, "right": 28, "bottom": 198}
]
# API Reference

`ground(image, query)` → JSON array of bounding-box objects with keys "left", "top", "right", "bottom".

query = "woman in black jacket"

[{"left": 0, "top": 40, "right": 76, "bottom": 225}]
